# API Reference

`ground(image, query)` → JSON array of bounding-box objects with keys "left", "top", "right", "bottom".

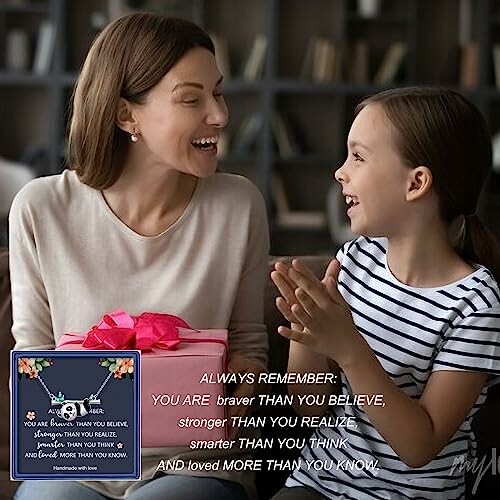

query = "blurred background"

[{"left": 1, "top": 0, "right": 500, "bottom": 255}]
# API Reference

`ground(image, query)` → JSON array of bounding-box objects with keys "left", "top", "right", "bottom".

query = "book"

[
  {"left": 458, "top": 0, "right": 472, "bottom": 46},
  {"left": 349, "top": 40, "right": 369, "bottom": 83},
  {"left": 271, "top": 174, "right": 327, "bottom": 229},
  {"left": 373, "top": 41, "right": 407, "bottom": 84},
  {"left": 209, "top": 33, "right": 231, "bottom": 80},
  {"left": 231, "top": 112, "right": 264, "bottom": 152},
  {"left": 241, "top": 34, "right": 268, "bottom": 80},
  {"left": 32, "top": 20, "right": 56, "bottom": 74},
  {"left": 326, "top": 182, "right": 355, "bottom": 245},
  {"left": 493, "top": 44, "right": 500, "bottom": 90},
  {"left": 300, "top": 36, "right": 338, "bottom": 82},
  {"left": 5, "top": 29, "right": 30, "bottom": 72},
  {"left": 357, "top": 0, "right": 382, "bottom": 18},
  {"left": 300, "top": 36, "right": 318, "bottom": 80},
  {"left": 312, "top": 37, "right": 337, "bottom": 82},
  {"left": 216, "top": 131, "right": 229, "bottom": 159},
  {"left": 271, "top": 112, "right": 300, "bottom": 159},
  {"left": 459, "top": 41, "right": 479, "bottom": 89}
]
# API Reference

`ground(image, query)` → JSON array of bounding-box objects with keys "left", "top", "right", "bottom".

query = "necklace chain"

[
  {"left": 37, "top": 370, "right": 114, "bottom": 403},
  {"left": 92, "top": 371, "right": 113, "bottom": 399},
  {"left": 37, "top": 374, "right": 56, "bottom": 401}
]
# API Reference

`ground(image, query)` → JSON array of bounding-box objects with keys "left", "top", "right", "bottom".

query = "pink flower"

[
  {"left": 18, "top": 358, "right": 39, "bottom": 378},
  {"left": 26, "top": 411, "right": 36, "bottom": 420},
  {"left": 18, "top": 358, "right": 35, "bottom": 375},
  {"left": 116, "top": 442, "right": 123, "bottom": 449},
  {"left": 118, "top": 358, "right": 134, "bottom": 375}
]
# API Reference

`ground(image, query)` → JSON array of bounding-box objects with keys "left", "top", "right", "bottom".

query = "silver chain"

[
  {"left": 37, "top": 370, "right": 114, "bottom": 402},
  {"left": 93, "top": 371, "right": 113, "bottom": 399},
  {"left": 37, "top": 374, "right": 57, "bottom": 401}
]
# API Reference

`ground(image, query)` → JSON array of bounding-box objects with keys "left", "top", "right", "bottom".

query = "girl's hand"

[
  {"left": 278, "top": 258, "right": 363, "bottom": 367},
  {"left": 271, "top": 258, "right": 339, "bottom": 329},
  {"left": 271, "top": 260, "right": 301, "bottom": 327}
]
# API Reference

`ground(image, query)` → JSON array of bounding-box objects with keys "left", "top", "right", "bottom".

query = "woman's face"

[
  {"left": 334, "top": 103, "right": 413, "bottom": 237},
  {"left": 130, "top": 47, "right": 228, "bottom": 178}
]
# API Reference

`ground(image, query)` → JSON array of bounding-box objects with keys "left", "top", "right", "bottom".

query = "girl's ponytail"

[{"left": 462, "top": 214, "right": 500, "bottom": 283}]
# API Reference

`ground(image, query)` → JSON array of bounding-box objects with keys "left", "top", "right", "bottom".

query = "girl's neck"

[{"left": 385, "top": 219, "right": 474, "bottom": 288}]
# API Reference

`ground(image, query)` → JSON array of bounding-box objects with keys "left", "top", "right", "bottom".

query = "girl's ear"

[
  {"left": 116, "top": 98, "right": 138, "bottom": 134},
  {"left": 406, "top": 166, "right": 433, "bottom": 202}
]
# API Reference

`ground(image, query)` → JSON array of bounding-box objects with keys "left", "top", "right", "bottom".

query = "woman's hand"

[{"left": 276, "top": 258, "right": 363, "bottom": 368}]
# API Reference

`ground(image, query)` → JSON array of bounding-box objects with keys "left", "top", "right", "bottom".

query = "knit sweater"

[{"left": 9, "top": 169, "right": 269, "bottom": 499}]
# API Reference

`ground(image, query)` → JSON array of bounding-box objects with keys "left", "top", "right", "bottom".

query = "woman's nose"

[{"left": 206, "top": 98, "right": 229, "bottom": 128}]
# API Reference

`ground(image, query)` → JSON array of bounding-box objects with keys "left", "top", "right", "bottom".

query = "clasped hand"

[{"left": 271, "top": 258, "right": 361, "bottom": 368}]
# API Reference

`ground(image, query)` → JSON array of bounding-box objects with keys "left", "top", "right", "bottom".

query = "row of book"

[
  {"left": 212, "top": 33, "right": 407, "bottom": 84},
  {"left": 5, "top": 21, "right": 56, "bottom": 74},
  {"left": 217, "top": 111, "right": 300, "bottom": 160},
  {"left": 10, "top": 24, "right": 500, "bottom": 91},
  {"left": 461, "top": 42, "right": 500, "bottom": 90},
  {"left": 211, "top": 33, "right": 267, "bottom": 81},
  {"left": 300, "top": 37, "right": 406, "bottom": 84},
  {"left": 217, "top": 33, "right": 500, "bottom": 89}
]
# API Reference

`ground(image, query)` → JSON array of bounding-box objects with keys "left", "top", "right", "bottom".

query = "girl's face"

[
  {"left": 130, "top": 47, "right": 228, "bottom": 177},
  {"left": 334, "top": 103, "right": 413, "bottom": 237}
]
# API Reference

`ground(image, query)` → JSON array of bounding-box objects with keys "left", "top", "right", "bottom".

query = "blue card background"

[{"left": 11, "top": 350, "right": 140, "bottom": 480}]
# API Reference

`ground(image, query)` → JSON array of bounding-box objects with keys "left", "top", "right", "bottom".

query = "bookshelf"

[{"left": 1, "top": 0, "right": 500, "bottom": 255}]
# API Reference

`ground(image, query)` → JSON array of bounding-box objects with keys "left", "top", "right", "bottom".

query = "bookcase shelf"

[
  {"left": 0, "top": 71, "right": 53, "bottom": 85},
  {"left": 0, "top": 5, "right": 49, "bottom": 14},
  {"left": 2, "top": 0, "right": 500, "bottom": 255},
  {"left": 345, "top": 13, "right": 410, "bottom": 23}
]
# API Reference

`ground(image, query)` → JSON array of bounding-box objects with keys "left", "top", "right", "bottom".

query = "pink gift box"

[
  {"left": 56, "top": 312, "right": 228, "bottom": 447},
  {"left": 139, "top": 329, "right": 228, "bottom": 447}
]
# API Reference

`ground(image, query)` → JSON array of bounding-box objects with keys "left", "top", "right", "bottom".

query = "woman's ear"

[
  {"left": 406, "top": 166, "right": 433, "bottom": 202},
  {"left": 116, "top": 98, "right": 138, "bottom": 134}
]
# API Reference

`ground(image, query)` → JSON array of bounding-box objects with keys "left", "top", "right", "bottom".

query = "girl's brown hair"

[
  {"left": 356, "top": 86, "right": 500, "bottom": 282},
  {"left": 67, "top": 13, "right": 214, "bottom": 190}
]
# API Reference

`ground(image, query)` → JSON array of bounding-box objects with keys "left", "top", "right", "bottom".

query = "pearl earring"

[{"left": 130, "top": 131, "right": 139, "bottom": 143}]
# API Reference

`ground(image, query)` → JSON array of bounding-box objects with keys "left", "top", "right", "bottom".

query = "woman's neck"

[
  {"left": 101, "top": 161, "right": 198, "bottom": 237},
  {"left": 385, "top": 217, "right": 474, "bottom": 288}
]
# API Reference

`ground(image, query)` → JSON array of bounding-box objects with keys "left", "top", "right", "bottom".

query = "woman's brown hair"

[
  {"left": 356, "top": 86, "right": 500, "bottom": 282},
  {"left": 67, "top": 13, "right": 214, "bottom": 190}
]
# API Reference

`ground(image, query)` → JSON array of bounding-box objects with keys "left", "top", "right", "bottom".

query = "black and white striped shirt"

[{"left": 286, "top": 236, "right": 500, "bottom": 499}]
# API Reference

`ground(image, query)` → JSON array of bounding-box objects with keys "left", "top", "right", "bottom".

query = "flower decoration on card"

[
  {"left": 99, "top": 358, "right": 134, "bottom": 380},
  {"left": 18, "top": 357, "right": 53, "bottom": 379}
]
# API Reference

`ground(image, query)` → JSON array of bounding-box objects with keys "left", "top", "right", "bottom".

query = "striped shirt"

[{"left": 286, "top": 236, "right": 500, "bottom": 500}]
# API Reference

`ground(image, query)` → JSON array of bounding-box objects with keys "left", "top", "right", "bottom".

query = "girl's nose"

[{"left": 334, "top": 163, "right": 347, "bottom": 183}]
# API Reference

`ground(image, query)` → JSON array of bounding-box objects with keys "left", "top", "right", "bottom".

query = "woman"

[{"left": 11, "top": 13, "right": 268, "bottom": 500}]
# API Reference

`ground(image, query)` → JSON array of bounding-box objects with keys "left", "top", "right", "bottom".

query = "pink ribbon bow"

[{"left": 81, "top": 310, "right": 195, "bottom": 351}]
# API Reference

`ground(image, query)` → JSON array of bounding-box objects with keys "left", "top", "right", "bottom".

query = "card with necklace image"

[{"left": 10, "top": 350, "right": 140, "bottom": 480}]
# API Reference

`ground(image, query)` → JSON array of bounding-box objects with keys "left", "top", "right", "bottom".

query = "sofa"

[{"left": 0, "top": 248, "right": 499, "bottom": 499}]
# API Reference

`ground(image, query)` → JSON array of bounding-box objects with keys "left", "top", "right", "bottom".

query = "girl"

[
  {"left": 10, "top": 13, "right": 268, "bottom": 500},
  {"left": 271, "top": 87, "right": 500, "bottom": 499}
]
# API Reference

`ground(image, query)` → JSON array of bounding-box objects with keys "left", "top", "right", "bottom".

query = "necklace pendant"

[{"left": 60, "top": 398, "right": 91, "bottom": 421}]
